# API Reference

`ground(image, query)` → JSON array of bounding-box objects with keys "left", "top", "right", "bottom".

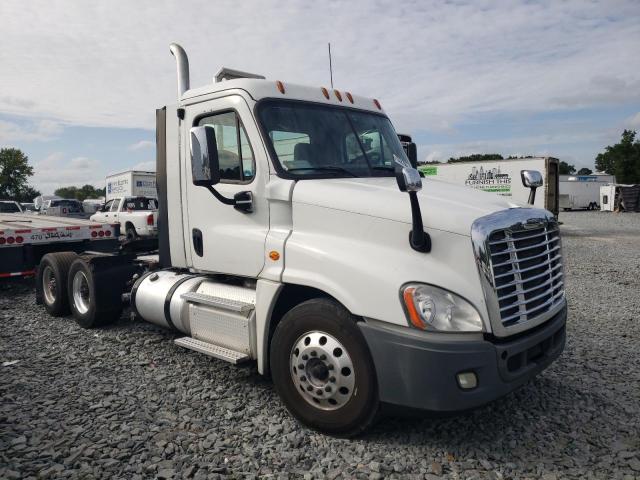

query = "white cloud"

[
  {"left": 0, "top": 0, "right": 638, "bottom": 135},
  {"left": 128, "top": 140, "right": 154, "bottom": 151},
  {"left": 32, "top": 153, "right": 105, "bottom": 194},
  {"left": 0, "top": 118, "right": 63, "bottom": 143},
  {"left": 132, "top": 161, "right": 156, "bottom": 171},
  {"left": 626, "top": 112, "right": 640, "bottom": 129}
]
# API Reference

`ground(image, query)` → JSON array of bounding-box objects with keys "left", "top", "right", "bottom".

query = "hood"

[{"left": 292, "top": 177, "right": 523, "bottom": 236}]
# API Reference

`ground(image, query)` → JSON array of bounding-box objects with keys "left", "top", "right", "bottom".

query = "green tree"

[
  {"left": 595, "top": 130, "right": 640, "bottom": 184},
  {"left": 55, "top": 184, "right": 105, "bottom": 201},
  {"left": 448, "top": 154, "right": 503, "bottom": 163},
  {"left": 0, "top": 148, "right": 40, "bottom": 201},
  {"left": 559, "top": 161, "right": 576, "bottom": 175},
  {"left": 576, "top": 167, "right": 593, "bottom": 175}
]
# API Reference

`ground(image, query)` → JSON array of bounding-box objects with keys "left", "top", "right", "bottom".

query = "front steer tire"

[
  {"left": 36, "top": 252, "right": 79, "bottom": 316},
  {"left": 270, "top": 298, "right": 379, "bottom": 437},
  {"left": 67, "top": 258, "right": 123, "bottom": 328}
]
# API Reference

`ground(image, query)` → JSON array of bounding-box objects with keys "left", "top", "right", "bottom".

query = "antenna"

[{"left": 328, "top": 42, "right": 334, "bottom": 89}]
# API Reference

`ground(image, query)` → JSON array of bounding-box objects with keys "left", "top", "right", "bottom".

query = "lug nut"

[
  {"left": 324, "top": 386, "right": 332, "bottom": 392},
  {"left": 298, "top": 363, "right": 304, "bottom": 370},
  {"left": 306, "top": 385, "right": 313, "bottom": 392},
  {"left": 329, "top": 376, "right": 336, "bottom": 383},
  {"left": 316, "top": 389, "right": 323, "bottom": 395},
  {"left": 319, "top": 354, "right": 326, "bottom": 360},
  {"left": 300, "top": 376, "right": 307, "bottom": 382},
  {"left": 327, "top": 364, "right": 334, "bottom": 370},
  {"left": 302, "top": 354, "right": 308, "bottom": 361},
  {"left": 310, "top": 351, "right": 317, "bottom": 357}
]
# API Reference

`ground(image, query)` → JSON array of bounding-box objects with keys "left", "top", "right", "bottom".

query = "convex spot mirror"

[
  {"left": 521, "top": 170, "right": 543, "bottom": 188},
  {"left": 394, "top": 154, "right": 422, "bottom": 193},
  {"left": 190, "top": 126, "right": 220, "bottom": 186}
]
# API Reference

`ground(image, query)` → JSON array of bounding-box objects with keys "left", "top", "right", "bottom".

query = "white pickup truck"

[{"left": 90, "top": 196, "right": 158, "bottom": 240}]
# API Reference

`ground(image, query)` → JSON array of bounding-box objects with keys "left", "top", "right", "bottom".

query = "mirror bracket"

[{"left": 204, "top": 186, "right": 253, "bottom": 213}]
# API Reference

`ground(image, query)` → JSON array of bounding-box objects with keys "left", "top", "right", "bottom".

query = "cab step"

[
  {"left": 174, "top": 337, "right": 249, "bottom": 364},
  {"left": 180, "top": 291, "right": 254, "bottom": 314}
]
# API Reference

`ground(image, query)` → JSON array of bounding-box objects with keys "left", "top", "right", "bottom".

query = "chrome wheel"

[
  {"left": 42, "top": 266, "right": 56, "bottom": 305},
  {"left": 290, "top": 331, "right": 355, "bottom": 411},
  {"left": 72, "top": 270, "right": 91, "bottom": 315}
]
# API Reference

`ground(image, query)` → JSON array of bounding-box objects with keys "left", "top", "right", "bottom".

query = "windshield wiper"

[{"left": 286, "top": 167, "right": 358, "bottom": 177}]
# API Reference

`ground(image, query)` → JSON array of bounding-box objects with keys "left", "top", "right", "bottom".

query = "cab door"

[{"left": 182, "top": 95, "right": 269, "bottom": 278}]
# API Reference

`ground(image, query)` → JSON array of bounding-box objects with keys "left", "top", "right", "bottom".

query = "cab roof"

[{"left": 180, "top": 78, "right": 386, "bottom": 114}]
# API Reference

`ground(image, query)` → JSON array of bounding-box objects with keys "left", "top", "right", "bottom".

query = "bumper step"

[{"left": 174, "top": 337, "right": 250, "bottom": 364}]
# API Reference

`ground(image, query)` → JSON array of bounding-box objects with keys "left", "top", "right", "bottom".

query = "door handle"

[{"left": 192, "top": 228, "right": 203, "bottom": 257}]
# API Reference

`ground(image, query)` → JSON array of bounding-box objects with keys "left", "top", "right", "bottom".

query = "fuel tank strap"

[{"left": 164, "top": 274, "right": 199, "bottom": 331}]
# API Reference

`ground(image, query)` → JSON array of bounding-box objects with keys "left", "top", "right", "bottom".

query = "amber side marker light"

[
  {"left": 403, "top": 287, "right": 427, "bottom": 330},
  {"left": 276, "top": 81, "right": 285, "bottom": 94},
  {"left": 345, "top": 92, "right": 354, "bottom": 104},
  {"left": 321, "top": 87, "right": 330, "bottom": 99},
  {"left": 269, "top": 251, "right": 280, "bottom": 261}
]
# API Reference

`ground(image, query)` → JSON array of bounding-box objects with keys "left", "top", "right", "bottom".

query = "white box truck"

[
  {"left": 106, "top": 170, "right": 157, "bottom": 201},
  {"left": 559, "top": 174, "right": 615, "bottom": 211},
  {"left": 29, "top": 44, "right": 566, "bottom": 436},
  {"left": 418, "top": 157, "right": 560, "bottom": 216}
]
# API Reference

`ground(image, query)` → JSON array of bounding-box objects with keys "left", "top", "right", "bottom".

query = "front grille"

[{"left": 487, "top": 221, "right": 564, "bottom": 327}]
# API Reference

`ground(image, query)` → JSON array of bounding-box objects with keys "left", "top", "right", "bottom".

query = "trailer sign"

[{"left": 463, "top": 166, "right": 513, "bottom": 196}]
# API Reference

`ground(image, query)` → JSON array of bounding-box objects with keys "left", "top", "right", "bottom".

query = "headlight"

[{"left": 401, "top": 283, "right": 484, "bottom": 332}]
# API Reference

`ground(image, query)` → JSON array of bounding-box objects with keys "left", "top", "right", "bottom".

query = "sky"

[{"left": 1, "top": 0, "right": 639, "bottom": 195}]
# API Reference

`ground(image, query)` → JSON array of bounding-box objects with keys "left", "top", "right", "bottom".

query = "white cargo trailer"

[
  {"left": 418, "top": 157, "right": 560, "bottom": 215},
  {"left": 106, "top": 170, "right": 157, "bottom": 201},
  {"left": 558, "top": 174, "right": 615, "bottom": 211}
]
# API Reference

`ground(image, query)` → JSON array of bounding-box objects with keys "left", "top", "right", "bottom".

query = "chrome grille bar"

[{"left": 471, "top": 208, "right": 566, "bottom": 337}]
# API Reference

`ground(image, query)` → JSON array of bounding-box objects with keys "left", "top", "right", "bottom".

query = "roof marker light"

[
  {"left": 334, "top": 90, "right": 342, "bottom": 102},
  {"left": 321, "top": 87, "right": 330, "bottom": 99},
  {"left": 276, "top": 80, "right": 285, "bottom": 94},
  {"left": 345, "top": 92, "right": 354, "bottom": 104},
  {"left": 373, "top": 99, "right": 382, "bottom": 110}
]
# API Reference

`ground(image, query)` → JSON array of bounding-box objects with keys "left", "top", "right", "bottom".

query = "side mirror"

[
  {"left": 521, "top": 170, "right": 543, "bottom": 188},
  {"left": 394, "top": 154, "right": 430, "bottom": 252},
  {"left": 521, "top": 170, "right": 543, "bottom": 205},
  {"left": 190, "top": 126, "right": 220, "bottom": 186},
  {"left": 394, "top": 154, "right": 422, "bottom": 192}
]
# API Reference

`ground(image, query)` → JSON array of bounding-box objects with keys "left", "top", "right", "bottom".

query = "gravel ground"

[{"left": 1, "top": 211, "right": 639, "bottom": 479}]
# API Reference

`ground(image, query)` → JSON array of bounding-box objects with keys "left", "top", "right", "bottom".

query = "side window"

[
  {"left": 103, "top": 200, "right": 113, "bottom": 212},
  {"left": 111, "top": 199, "right": 121, "bottom": 212},
  {"left": 197, "top": 112, "right": 255, "bottom": 182}
]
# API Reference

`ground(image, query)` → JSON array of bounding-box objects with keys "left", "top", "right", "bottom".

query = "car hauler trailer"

[
  {"left": 559, "top": 174, "right": 615, "bottom": 211},
  {"left": 32, "top": 44, "right": 567, "bottom": 436},
  {"left": 0, "top": 213, "right": 118, "bottom": 278},
  {"left": 418, "top": 157, "right": 560, "bottom": 216}
]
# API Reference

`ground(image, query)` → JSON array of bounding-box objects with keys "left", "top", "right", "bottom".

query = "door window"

[{"left": 197, "top": 111, "right": 255, "bottom": 183}]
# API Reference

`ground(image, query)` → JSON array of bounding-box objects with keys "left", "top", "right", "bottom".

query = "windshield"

[
  {"left": 258, "top": 100, "right": 408, "bottom": 178},
  {"left": 124, "top": 197, "right": 158, "bottom": 211},
  {"left": 50, "top": 200, "right": 83, "bottom": 213},
  {"left": 0, "top": 202, "right": 21, "bottom": 213}
]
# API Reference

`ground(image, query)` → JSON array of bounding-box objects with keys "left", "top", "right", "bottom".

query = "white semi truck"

[{"left": 33, "top": 44, "right": 566, "bottom": 435}]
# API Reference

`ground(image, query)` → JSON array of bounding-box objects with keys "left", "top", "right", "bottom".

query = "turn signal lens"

[{"left": 403, "top": 287, "right": 427, "bottom": 330}]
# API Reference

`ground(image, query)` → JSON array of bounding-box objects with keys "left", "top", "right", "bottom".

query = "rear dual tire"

[
  {"left": 37, "top": 252, "right": 79, "bottom": 316},
  {"left": 67, "top": 259, "right": 123, "bottom": 328}
]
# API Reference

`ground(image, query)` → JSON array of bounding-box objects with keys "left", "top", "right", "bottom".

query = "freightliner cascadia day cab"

[{"left": 34, "top": 44, "right": 567, "bottom": 436}]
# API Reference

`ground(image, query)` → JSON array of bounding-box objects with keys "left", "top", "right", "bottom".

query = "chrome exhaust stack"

[{"left": 169, "top": 43, "right": 190, "bottom": 99}]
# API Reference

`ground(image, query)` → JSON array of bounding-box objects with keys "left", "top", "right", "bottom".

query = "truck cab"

[{"left": 39, "top": 44, "right": 567, "bottom": 436}]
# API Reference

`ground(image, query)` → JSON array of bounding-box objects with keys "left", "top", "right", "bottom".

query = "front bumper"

[{"left": 359, "top": 303, "right": 566, "bottom": 412}]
